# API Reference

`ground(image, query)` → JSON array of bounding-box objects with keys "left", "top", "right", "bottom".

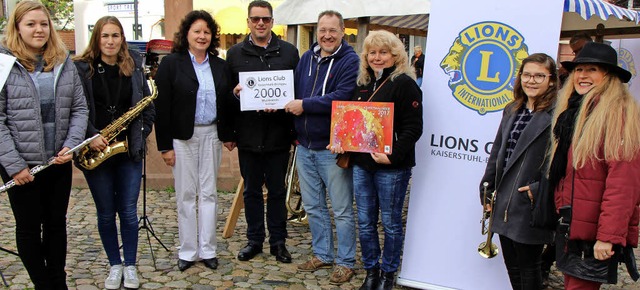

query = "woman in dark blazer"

[
  {"left": 153, "top": 10, "right": 233, "bottom": 272},
  {"left": 479, "top": 53, "right": 558, "bottom": 290}
]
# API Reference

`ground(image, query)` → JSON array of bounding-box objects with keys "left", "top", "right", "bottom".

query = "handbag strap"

[{"left": 367, "top": 78, "right": 389, "bottom": 102}]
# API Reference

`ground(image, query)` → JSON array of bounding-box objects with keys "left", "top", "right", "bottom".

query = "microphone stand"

[{"left": 137, "top": 139, "right": 169, "bottom": 269}]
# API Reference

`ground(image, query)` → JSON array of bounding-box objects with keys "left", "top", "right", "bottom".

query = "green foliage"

[
  {"left": 15, "top": 0, "right": 74, "bottom": 30},
  {"left": 0, "top": 16, "right": 6, "bottom": 33},
  {"left": 42, "top": 0, "right": 74, "bottom": 30}
]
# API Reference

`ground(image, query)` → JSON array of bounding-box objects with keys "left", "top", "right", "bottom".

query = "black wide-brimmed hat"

[{"left": 561, "top": 42, "right": 632, "bottom": 83}]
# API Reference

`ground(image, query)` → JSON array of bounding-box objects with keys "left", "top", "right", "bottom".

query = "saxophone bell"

[{"left": 77, "top": 79, "right": 157, "bottom": 170}]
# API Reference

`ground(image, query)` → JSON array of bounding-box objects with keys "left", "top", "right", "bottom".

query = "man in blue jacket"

[{"left": 284, "top": 10, "right": 359, "bottom": 285}]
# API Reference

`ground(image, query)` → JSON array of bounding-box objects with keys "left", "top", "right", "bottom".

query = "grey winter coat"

[
  {"left": 0, "top": 47, "right": 89, "bottom": 177},
  {"left": 479, "top": 103, "right": 554, "bottom": 245}
]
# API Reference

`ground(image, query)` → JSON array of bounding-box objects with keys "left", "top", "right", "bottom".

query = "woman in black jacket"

[
  {"left": 331, "top": 30, "right": 423, "bottom": 290},
  {"left": 479, "top": 53, "right": 558, "bottom": 290},
  {"left": 74, "top": 16, "right": 154, "bottom": 289},
  {"left": 153, "top": 10, "right": 233, "bottom": 272}
]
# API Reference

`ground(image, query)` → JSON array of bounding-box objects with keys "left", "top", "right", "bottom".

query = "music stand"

[
  {"left": 135, "top": 39, "right": 172, "bottom": 269},
  {"left": 137, "top": 143, "right": 169, "bottom": 270},
  {"left": 0, "top": 246, "right": 17, "bottom": 286}
]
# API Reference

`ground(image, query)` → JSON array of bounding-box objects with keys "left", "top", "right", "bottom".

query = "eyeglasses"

[
  {"left": 521, "top": 73, "right": 552, "bottom": 83},
  {"left": 249, "top": 16, "right": 272, "bottom": 24},
  {"left": 317, "top": 28, "right": 340, "bottom": 36}
]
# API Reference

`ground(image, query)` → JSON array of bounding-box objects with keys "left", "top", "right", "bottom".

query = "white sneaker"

[
  {"left": 105, "top": 265, "right": 123, "bottom": 289},
  {"left": 123, "top": 265, "right": 140, "bottom": 289}
]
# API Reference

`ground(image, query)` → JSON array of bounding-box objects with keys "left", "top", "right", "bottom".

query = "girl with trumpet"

[{"left": 479, "top": 53, "right": 558, "bottom": 290}]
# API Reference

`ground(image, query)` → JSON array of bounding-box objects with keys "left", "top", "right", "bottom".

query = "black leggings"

[
  {"left": 499, "top": 235, "right": 545, "bottom": 290},
  {"left": 1, "top": 163, "right": 71, "bottom": 290}
]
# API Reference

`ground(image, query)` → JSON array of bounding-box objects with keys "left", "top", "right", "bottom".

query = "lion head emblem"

[{"left": 440, "top": 21, "right": 529, "bottom": 115}]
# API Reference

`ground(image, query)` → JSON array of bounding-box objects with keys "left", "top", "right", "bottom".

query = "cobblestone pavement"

[{"left": 0, "top": 188, "right": 639, "bottom": 289}]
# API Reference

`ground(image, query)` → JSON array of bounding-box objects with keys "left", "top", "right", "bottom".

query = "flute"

[{"left": 0, "top": 134, "right": 100, "bottom": 193}]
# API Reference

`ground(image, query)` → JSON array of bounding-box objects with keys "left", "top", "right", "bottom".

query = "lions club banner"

[
  {"left": 610, "top": 39, "right": 640, "bottom": 102},
  {"left": 397, "top": 1, "right": 564, "bottom": 289}
]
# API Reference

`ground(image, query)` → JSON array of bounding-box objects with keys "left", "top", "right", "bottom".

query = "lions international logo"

[
  {"left": 440, "top": 21, "right": 529, "bottom": 115},
  {"left": 245, "top": 77, "right": 257, "bottom": 89},
  {"left": 617, "top": 47, "right": 636, "bottom": 85}
]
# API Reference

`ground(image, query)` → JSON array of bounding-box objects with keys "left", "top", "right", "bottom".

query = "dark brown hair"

[
  {"left": 510, "top": 53, "right": 558, "bottom": 113},
  {"left": 172, "top": 10, "right": 220, "bottom": 56},
  {"left": 248, "top": 0, "right": 272, "bottom": 16}
]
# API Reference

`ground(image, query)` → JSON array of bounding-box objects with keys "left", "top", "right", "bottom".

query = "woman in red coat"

[{"left": 549, "top": 42, "right": 640, "bottom": 289}]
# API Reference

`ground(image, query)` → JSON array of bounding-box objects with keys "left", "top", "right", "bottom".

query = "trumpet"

[
  {"left": 285, "top": 146, "right": 307, "bottom": 224},
  {"left": 478, "top": 182, "right": 499, "bottom": 259}
]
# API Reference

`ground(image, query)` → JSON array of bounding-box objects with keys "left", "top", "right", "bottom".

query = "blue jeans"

[
  {"left": 353, "top": 165, "right": 411, "bottom": 273},
  {"left": 83, "top": 155, "right": 142, "bottom": 266},
  {"left": 296, "top": 145, "right": 356, "bottom": 267}
]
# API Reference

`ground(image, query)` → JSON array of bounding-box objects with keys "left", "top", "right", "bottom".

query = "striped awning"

[
  {"left": 564, "top": 0, "right": 640, "bottom": 24},
  {"left": 370, "top": 14, "right": 429, "bottom": 31}
]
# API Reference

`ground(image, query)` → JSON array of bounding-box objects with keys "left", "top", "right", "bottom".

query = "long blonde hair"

[
  {"left": 2, "top": 0, "right": 67, "bottom": 72},
  {"left": 551, "top": 70, "right": 640, "bottom": 168},
  {"left": 357, "top": 30, "right": 416, "bottom": 86}
]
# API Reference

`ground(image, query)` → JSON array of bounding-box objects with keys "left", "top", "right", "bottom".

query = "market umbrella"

[{"left": 562, "top": 0, "right": 640, "bottom": 39}]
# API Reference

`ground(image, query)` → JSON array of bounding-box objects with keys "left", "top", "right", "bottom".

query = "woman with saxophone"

[
  {"left": 550, "top": 42, "right": 640, "bottom": 289},
  {"left": 479, "top": 53, "right": 558, "bottom": 290},
  {"left": 0, "top": 1, "right": 88, "bottom": 288},
  {"left": 74, "top": 16, "right": 154, "bottom": 289}
]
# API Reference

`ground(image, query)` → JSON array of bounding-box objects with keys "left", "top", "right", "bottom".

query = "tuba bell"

[
  {"left": 478, "top": 182, "right": 499, "bottom": 259},
  {"left": 285, "top": 146, "right": 307, "bottom": 224}
]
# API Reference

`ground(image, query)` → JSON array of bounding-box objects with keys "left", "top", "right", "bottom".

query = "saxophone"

[{"left": 77, "top": 79, "right": 157, "bottom": 170}]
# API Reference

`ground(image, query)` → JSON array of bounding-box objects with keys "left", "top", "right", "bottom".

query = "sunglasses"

[{"left": 249, "top": 16, "right": 272, "bottom": 24}]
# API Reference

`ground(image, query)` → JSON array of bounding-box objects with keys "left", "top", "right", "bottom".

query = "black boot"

[
  {"left": 359, "top": 268, "right": 380, "bottom": 290},
  {"left": 377, "top": 271, "right": 395, "bottom": 290}
]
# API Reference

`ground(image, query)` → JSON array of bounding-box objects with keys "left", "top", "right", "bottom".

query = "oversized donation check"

[{"left": 239, "top": 70, "right": 294, "bottom": 111}]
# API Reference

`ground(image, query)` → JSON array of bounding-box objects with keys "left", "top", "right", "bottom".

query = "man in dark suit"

[{"left": 219, "top": 0, "right": 299, "bottom": 264}]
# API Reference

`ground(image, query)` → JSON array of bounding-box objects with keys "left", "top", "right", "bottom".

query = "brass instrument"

[
  {"left": 478, "top": 182, "right": 499, "bottom": 259},
  {"left": 76, "top": 80, "right": 157, "bottom": 170},
  {"left": 285, "top": 146, "right": 307, "bottom": 224}
]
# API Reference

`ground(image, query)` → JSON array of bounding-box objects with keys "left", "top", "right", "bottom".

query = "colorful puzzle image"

[{"left": 330, "top": 101, "right": 394, "bottom": 154}]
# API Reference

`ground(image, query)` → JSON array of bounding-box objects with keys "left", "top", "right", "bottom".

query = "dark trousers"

[
  {"left": 1, "top": 163, "right": 72, "bottom": 290},
  {"left": 499, "top": 235, "right": 545, "bottom": 290},
  {"left": 238, "top": 149, "right": 289, "bottom": 246}
]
